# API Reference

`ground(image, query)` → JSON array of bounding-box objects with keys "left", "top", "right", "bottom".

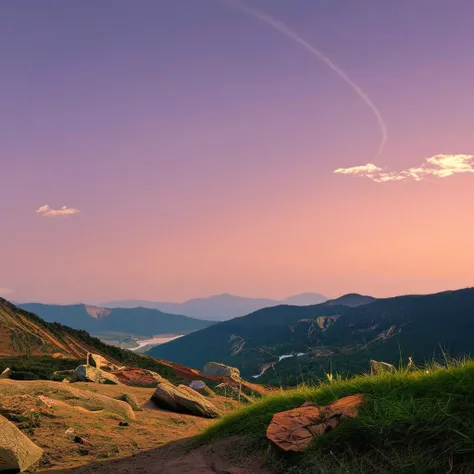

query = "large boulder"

[
  {"left": 74, "top": 365, "right": 121, "bottom": 385},
  {"left": 203, "top": 362, "right": 240, "bottom": 380},
  {"left": 86, "top": 353, "right": 120, "bottom": 371},
  {"left": 370, "top": 359, "right": 396, "bottom": 375},
  {"left": 0, "top": 414, "right": 44, "bottom": 472},
  {"left": 151, "top": 381, "right": 219, "bottom": 418},
  {"left": 266, "top": 394, "right": 365, "bottom": 452}
]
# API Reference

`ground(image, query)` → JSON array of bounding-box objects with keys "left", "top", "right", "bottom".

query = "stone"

[
  {"left": 266, "top": 394, "right": 365, "bottom": 452},
  {"left": 118, "top": 421, "right": 129, "bottom": 427},
  {"left": 0, "top": 414, "right": 43, "bottom": 472},
  {"left": 0, "top": 368, "right": 13, "bottom": 379},
  {"left": 190, "top": 380, "right": 207, "bottom": 391},
  {"left": 151, "top": 381, "right": 219, "bottom": 418},
  {"left": 111, "top": 368, "right": 167, "bottom": 386},
  {"left": 74, "top": 365, "right": 121, "bottom": 385},
  {"left": 86, "top": 353, "right": 119, "bottom": 371},
  {"left": 370, "top": 359, "right": 396, "bottom": 375},
  {"left": 203, "top": 362, "right": 240, "bottom": 380},
  {"left": 114, "top": 393, "right": 142, "bottom": 411}
]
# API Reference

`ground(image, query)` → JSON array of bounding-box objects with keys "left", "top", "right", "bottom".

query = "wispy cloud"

[
  {"left": 334, "top": 154, "right": 474, "bottom": 183},
  {"left": 0, "top": 288, "right": 13, "bottom": 297},
  {"left": 36, "top": 204, "right": 81, "bottom": 217}
]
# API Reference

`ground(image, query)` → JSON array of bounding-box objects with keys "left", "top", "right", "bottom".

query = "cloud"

[
  {"left": 0, "top": 288, "right": 13, "bottom": 297},
  {"left": 334, "top": 154, "right": 474, "bottom": 183},
  {"left": 36, "top": 204, "right": 80, "bottom": 217}
]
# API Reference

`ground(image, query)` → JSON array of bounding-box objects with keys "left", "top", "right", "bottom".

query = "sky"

[{"left": 1, "top": 0, "right": 473, "bottom": 304}]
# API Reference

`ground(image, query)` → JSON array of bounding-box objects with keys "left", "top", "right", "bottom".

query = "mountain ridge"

[
  {"left": 101, "top": 292, "right": 329, "bottom": 321},
  {"left": 18, "top": 303, "right": 214, "bottom": 338},
  {"left": 148, "top": 287, "right": 474, "bottom": 384}
]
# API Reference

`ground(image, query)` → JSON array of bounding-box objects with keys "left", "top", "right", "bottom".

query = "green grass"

[{"left": 202, "top": 360, "right": 474, "bottom": 473}]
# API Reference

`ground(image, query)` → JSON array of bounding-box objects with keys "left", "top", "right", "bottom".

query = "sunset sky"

[{"left": 1, "top": 0, "right": 473, "bottom": 304}]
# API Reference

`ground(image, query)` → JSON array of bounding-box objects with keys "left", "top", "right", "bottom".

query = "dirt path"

[{"left": 43, "top": 437, "right": 272, "bottom": 474}]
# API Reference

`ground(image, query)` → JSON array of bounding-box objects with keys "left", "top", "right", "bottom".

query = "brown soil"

[
  {"left": 43, "top": 437, "right": 271, "bottom": 474},
  {"left": 0, "top": 380, "right": 269, "bottom": 473}
]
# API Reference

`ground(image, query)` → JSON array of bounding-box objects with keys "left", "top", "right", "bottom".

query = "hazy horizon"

[{"left": 2, "top": 0, "right": 473, "bottom": 304}]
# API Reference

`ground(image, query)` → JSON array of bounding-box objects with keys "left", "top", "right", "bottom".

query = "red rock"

[{"left": 266, "top": 394, "right": 365, "bottom": 452}]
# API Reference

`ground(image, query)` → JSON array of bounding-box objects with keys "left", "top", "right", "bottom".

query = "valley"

[{"left": 150, "top": 288, "right": 474, "bottom": 385}]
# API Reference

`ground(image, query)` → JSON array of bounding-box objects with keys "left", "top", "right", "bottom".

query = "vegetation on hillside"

[
  {"left": 202, "top": 359, "right": 474, "bottom": 473},
  {"left": 0, "top": 298, "right": 178, "bottom": 381},
  {"left": 150, "top": 288, "right": 474, "bottom": 383},
  {"left": 19, "top": 302, "right": 215, "bottom": 337}
]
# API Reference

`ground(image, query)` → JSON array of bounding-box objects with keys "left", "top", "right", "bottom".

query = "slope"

[
  {"left": 149, "top": 288, "right": 474, "bottom": 384},
  {"left": 0, "top": 298, "right": 185, "bottom": 379},
  {"left": 18, "top": 303, "right": 214, "bottom": 337},
  {"left": 202, "top": 360, "right": 474, "bottom": 473}
]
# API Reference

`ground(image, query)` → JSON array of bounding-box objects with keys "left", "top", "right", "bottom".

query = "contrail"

[{"left": 224, "top": 1, "right": 388, "bottom": 161}]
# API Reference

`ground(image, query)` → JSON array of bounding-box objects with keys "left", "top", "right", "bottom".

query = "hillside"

[
  {"left": 0, "top": 298, "right": 187, "bottom": 379},
  {"left": 18, "top": 303, "right": 214, "bottom": 337},
  {"left": 149, "top": 288, "right": 474, "bottom": 384},
  {"left": 201, "top": 360, "right": 474, "bottom": 473},
  {"left": 103, "top": 292, "right": 328, "bottom": 321}
]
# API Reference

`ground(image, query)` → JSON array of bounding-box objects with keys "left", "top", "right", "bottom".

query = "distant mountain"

[
  {"left": 324, "top": 293, "right": 376, "bottom": 307},
  {"left": 18, "top": 303, "right": 214, "bottom": 337},
  {"left": 148, "top": 288, "right": 474, "bottom": 385},
  {"left": 103, "top": 292, "right": 328, "bottom": 321}
]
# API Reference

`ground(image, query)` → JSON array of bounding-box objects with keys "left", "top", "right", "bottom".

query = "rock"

[
  {"left": 0, "top": 414, "right": 44, "bottom": 472},
  {"left": 111, "top": 368, "right": 167, "bottom": 386},
  {"left": 370, "top": 359, "right": 396, "bottom": 375},
  {"left": 266, "top": 394, "right": 365, "bottom": 452},
  {"left": 74, "top": 365, "right": 121, "bottom": 385},
  {"left": 151, "top": 381, "right": 220, "bottom": 418},
  {"left": 118, "top": 421, "right": 129, "bottom": 427},
  {"left": 190, "top": 380, "right": 207, "bottom": 390},
  {"left": 114, "top": 393, "right": 142, "bottom": 411},
  {"left": 0, "top": 367, "right": 13, "bottom": 379},
  {"left": 62, "top": 378, "right": 70, "bottom": 383},
  {"left": 86, "top": 352, "right": 119, "bottom": 371},
  {"left": 203, "top": 362, "right": 240, "bottom": 380},
  {"left": 65, "top": 428, "right": 76, "bottom": 440}
]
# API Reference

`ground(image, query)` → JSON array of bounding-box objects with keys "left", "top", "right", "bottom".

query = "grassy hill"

[
  {"left": 18, "top": 302, "right": 214, "bottom": 337},
  {"left": 202, "top": 360, "right": 474, "bottom": 473},
  {"left": 149, "top": 287, "right": 474, "bottom": 384},
  {"left": 0, "top": 298, "right": 178, "bottom": 380}
]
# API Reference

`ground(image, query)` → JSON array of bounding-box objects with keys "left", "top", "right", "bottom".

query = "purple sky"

[{"left": 1, "top": 0, "right": 473, "bottom": 304}]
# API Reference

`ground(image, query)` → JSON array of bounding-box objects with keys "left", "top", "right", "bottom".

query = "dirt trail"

[{"left": 43, "top": 438, "right": 271, "bottom": 474}]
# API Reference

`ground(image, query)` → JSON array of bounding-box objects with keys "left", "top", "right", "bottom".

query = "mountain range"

[
  {"left": 148, "top": 288, "right": 474, "bottom": 385},
  {"left": 18, "top": 303, "right": 214, "bottom": 338},
  {"left": 102, "top": 292, "right": 328, "bottom": 321}
]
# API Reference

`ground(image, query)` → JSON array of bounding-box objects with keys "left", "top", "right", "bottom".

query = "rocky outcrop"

[
  {"left": 370, "top": 359, "right": 396, "bottom": 375},
  {"left": 111, "top": 368, "right": 167, "bottom": 386},
  {"left": 86, "top": 352, "right": 120, "bottom": 371},
  {"left": 74, "top": 365, "right": 121, "bottom": 385},
  {"left": 266, "top": 394, "right": 365, "bottom": 452},
  {"left": 151, "top": 381, "right": 219, "bottom": 418},
  {"left": 0, "top": 414, "right": 44, "bottom": 472},
  {"left": 203, "top": 362, "right": 240, "bottom": 380}
]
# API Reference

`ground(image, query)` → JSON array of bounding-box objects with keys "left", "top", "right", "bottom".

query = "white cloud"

[
  {"left": 334, "top": 154, "right": 474, "bottom": 183},
  {"left": 0, "top": 288, "right": 13, "bottom": 297},
  {"left": 36, "top": 204, "right": 80, "bottom": 217}
]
